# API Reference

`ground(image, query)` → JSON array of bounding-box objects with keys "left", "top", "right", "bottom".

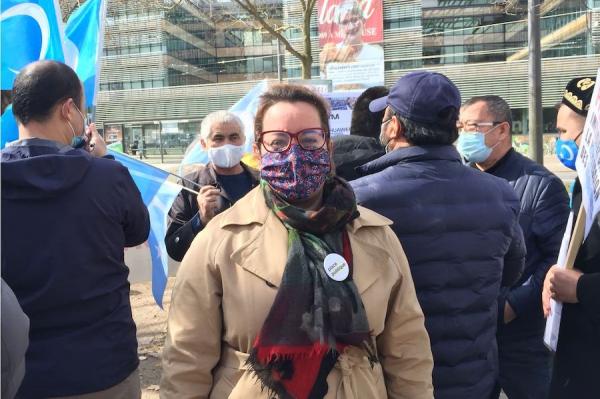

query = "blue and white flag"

[
  {"left": 109, "top": 150, "right": 181, "bottom": 307},
  {"left": 1, "top": 0, "right": 66, "bottom": 89},
  {"left": 1, "top": 105, "right": 19, "bottom": 148},
  {"left": 65, "top": 0, "right": 106, "bottom": 109}
]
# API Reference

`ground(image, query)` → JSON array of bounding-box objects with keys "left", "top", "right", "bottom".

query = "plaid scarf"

[{"left": 247, "top": 177, "right": 376, "bottom": 399}]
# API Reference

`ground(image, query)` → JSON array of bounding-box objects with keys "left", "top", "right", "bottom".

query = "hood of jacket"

[{"left": 1, "top": 138, "right": 92, "bottom": 200}]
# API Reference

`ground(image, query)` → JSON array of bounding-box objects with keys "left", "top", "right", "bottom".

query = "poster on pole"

[
  {"left": 318, "top": 0, "right": 384, "bottom": 91},
  {"left": 323, "top": 91, "right": 360, "bottom": 137},
  {"left": 544, "top": 70, "right": 600, "bottom": 351}
]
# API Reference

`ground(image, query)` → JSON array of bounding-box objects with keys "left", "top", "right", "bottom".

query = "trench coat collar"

[{"left": 223, "top": 187, "right": 393, "bottom": 290}]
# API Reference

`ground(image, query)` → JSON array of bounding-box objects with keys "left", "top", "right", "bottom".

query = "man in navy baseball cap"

[
  {"left": 369, "top": 71, "right": 461, "bottom": 140},
  {"left": 351, "top": 71, "right": 526, "bottom": 399}
]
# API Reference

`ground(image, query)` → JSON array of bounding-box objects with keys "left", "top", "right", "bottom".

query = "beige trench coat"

[{"left": 161, "top": 187, "right": 433, "bottom": 399}]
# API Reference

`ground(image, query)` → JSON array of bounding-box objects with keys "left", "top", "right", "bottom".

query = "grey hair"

[
  {"left": 199, "top": 110, "right": 244, "bottom": 140},
  {"left": 462, "top": 95, "right": 513, "bottom": 128}
]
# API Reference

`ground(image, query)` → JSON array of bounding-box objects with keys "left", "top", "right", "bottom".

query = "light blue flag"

[
  {"left": 109, "top": 150, "right": 182, "bottom": 307},
  {"left": 65, "top": 0, "right": 106, "bottom": 109},
  {"left": 1, "top": 105, "right": 19, "bottom": 148},
  {"left": 178, "top": 80, "right": 269, "bottom": 175},
  {"left": 1, "top": 0, "right": 66, "bottom": 89}
]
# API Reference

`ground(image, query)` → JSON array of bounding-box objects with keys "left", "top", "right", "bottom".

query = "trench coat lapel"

[
  {"left": 229, "top": 210, "right": 288, "bottom": 288},
  {"left": 225, "top": 188, "right": 288, "bottom": 288}
]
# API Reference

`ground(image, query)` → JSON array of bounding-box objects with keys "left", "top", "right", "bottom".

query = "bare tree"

[{"left": 229, "top": 0, "right": 316, "bottom": 79}]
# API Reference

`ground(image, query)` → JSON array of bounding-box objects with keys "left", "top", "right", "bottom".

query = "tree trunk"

[
  {"left": 301, "top": 11, "right": 313, "bottom": 79},
  {"left": 301, "top": 56, "right": 312, "bottom": 79}
]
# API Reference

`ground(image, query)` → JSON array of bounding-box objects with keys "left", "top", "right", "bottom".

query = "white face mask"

[{"left": 208, "top": 144, "right": 245, "bottom": 168}]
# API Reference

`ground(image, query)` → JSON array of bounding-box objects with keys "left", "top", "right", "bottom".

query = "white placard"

[
  {"left": 543, "top": 211, "right": 574, "bottom": 351},
  {"left": 575, "top": 69, "right": 600, "bottom": 239},
  {"left": 326, "top": 59, "right": 384, "bottom": 91},
  {"left": 323, "top": 91, "right": 361, "bottom": 137}
]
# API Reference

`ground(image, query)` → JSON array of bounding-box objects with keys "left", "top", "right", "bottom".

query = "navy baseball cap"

[{"left": 369, "top": 71, "right": 461, "bottom": 125}]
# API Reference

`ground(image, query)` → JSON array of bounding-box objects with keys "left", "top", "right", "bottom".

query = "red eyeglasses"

[{"left": 257, "top": 128, "right": 327, "bottom": 153}]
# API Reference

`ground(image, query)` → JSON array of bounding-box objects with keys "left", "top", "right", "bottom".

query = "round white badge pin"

[{"left": 323, "top": 253, "right": 350, "bottom": 282}]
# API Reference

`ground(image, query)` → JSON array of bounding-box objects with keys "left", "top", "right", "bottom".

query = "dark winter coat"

[
  {"left": 1, "top": 138, "right": 150, "bottom": 398},
  {"left": 165, "top": 163, "right": 259, "bottom": 261},
  {"left": 351, "top": 145, "right": 526, "bottom": 399},
  {"left": 550, "top": 178, "right": 600, "bottom": 399},
  {"left": 487, "top": 149, "right": 569, "bottom": 344},
  {"left": 332, "top": 135, "right": 385, "bottom": 181}
]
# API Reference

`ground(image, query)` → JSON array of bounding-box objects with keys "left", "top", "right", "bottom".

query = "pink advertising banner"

[{"left": 317, "top": 0, "right": 384, "bottom": 90}]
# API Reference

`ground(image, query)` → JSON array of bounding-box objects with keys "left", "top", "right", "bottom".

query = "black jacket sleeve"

[
  {"left": 506, "top": 176, "right": 570, "bottom": 317},
  {"left": 502, "top": 215, "right": 527, "bottom": 287},
  {"left": 575, "top": 211, "right": 600, "bottom": 323},
  {"left": 164, "top": 186, "right": 202, "bottom": 262},
  {"left": 577, "top": 272, "right": 600, "bottom": 320}
]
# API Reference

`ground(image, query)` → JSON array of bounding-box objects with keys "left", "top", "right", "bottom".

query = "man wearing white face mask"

[
  {"left": 165, "top": 110, "right": 259, "bottom": 261},
  {"left": 458, "top": 96, "right": 570, "bottom": 399}
]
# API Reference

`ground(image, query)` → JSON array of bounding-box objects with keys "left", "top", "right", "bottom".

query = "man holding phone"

[
  {"left": 1, "top": 60, "right": 150, "bottom": 398},
  {"left": 165, "top": 110, "right": 259, "bottom": 262}
]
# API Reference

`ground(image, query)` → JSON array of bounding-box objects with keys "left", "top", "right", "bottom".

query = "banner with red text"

[{"left": 318, "top": 0, "right": 384, "bottom": 91}]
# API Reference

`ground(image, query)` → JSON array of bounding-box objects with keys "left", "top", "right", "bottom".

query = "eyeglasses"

[
  {"left": 381, "top": 116, "right": 394, "bottom": 126},
  {"left": 258, "top": 128, "right": 327, "bottom": 153},
  {"left": 381, "top": 110, "right": 397, "bottom": 126},
  {"left": 457, "top": 121, "right": 503, "bottom": 132}
]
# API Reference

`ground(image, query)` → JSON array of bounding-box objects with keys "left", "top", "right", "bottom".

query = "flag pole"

[{"left": 107, "top": 149, "right": 201, "bottom": 193}]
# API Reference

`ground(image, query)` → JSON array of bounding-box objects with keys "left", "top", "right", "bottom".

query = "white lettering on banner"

[{"left": 319, "top": 0, "right": 375, "bottom": 24}]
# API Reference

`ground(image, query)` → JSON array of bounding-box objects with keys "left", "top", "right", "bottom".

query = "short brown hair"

[{"left": 254, "top": 84, "right": 331, "bottom": 140}]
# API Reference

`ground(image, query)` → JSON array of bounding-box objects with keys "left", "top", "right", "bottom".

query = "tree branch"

[{"left": 231, "top": 0, "right": 306, "bottom": 62}]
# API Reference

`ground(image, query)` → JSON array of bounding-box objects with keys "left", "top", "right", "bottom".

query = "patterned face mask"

[{"left": 260, "top": 144, "right": 331, "bottom": 201}]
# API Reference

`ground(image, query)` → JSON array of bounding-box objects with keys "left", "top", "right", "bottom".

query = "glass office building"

[{"left": 96, "top": 0, "right": 600, "bottom": 161}]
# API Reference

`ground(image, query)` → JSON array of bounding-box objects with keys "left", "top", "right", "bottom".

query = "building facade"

[{"left": 96, "top": 0, "right": 600, "bottom": 161}]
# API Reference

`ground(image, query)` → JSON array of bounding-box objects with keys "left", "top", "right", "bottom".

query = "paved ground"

[{"left": 131, "top": 279, "right": 173, "bottom": 399}]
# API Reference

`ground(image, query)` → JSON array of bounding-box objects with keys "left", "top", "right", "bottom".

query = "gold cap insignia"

[
  {"left": 577, "top": 78, "right": 595, "bottom": 92},
  {"left": 563, "top": 89, "right": 583, "bottom": 111}
]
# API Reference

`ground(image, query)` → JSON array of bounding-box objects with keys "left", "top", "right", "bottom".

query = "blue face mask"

[
  {"left": 555, "top": 138, "right": 578, "bottom": 170},
  {"left": 456, "top": 131, "right": 493, "bottom": 163}
]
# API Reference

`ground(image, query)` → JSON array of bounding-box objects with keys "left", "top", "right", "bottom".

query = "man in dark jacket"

[
  {"left": 458, "top": 95, "right": 570, "bottom": 399},
  {"left": 1, "top": 60, "right": 150, "bottom": 398},
  {"left": 542, "top": 76, "right": 599, "bottom": 399},
  {"left": 165, "top": 110, "right": 258, "bottom": 261},
  {"left": 351, "top": 71, "right": 526, "bottom": 399},
  {"left": 332, "top": 86, "right": 386, "bottom": 180}
]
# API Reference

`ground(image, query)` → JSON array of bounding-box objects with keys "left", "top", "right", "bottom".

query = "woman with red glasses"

[{"left": 161, "top": 84, "right": 434, "bottom": 399}]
